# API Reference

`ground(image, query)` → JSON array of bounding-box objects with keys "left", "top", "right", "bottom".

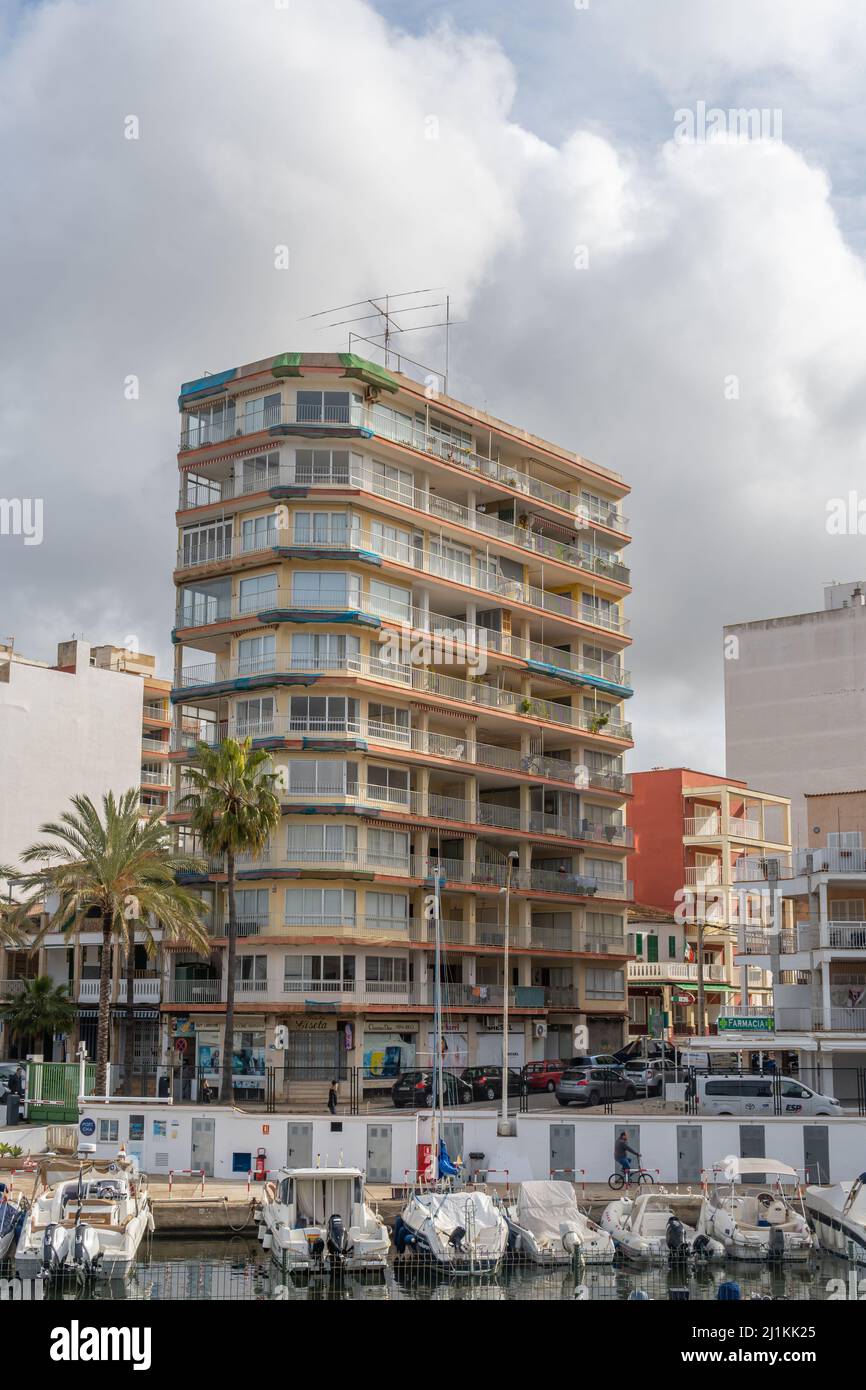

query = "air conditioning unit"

[{"left": 534, "top": 1021, "right": 547, "bottom": 1039}]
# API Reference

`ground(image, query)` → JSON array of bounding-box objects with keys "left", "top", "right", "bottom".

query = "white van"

[{"left": 694, "top": 1074, "right": 843, "bottom": 1117}]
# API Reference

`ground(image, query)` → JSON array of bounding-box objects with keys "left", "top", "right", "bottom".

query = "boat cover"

[
  {"left": 413, "top": 1191, "right": 502, "bottom": 1237},
  {"left": 514, "top": 1181, "right": 579, "bottom": 1239}
]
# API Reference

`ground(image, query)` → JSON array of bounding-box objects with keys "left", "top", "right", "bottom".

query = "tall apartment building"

[
  {"left": 725, "top": 582, "right": 866, "bottom": 845},
  {"left": 168, "top": 350, "right": 634, "bottom": 1097},
  {"left": 0, "top": 638, "right": 170, "bottom": 1073},
  {"left": 732, "top": 790, "right": 866, "bottom": 1103},
  {"left": 629, "top": 768, "right": 791, "bottom": 1040}
]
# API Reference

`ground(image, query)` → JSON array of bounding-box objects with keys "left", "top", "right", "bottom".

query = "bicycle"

[{"left": 608, "top": 1158, "right": 655, "bottom": 1191}]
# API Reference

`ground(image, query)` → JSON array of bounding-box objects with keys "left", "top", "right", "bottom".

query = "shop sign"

[
  {"left": 292, "top": 1017, "right": 337, "bottom": 1031},
  {"left": 364, "top": 1020, "right": 419, "bottom": 1033},
  {"left": 718, "top": 1015, "right": 775, "bottom": 1033}
]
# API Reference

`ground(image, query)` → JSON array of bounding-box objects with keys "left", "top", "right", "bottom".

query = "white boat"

[
  {"left": 259, "top": 1166, "right": 390, "bottom": 1272},
  {"left": 804, "top": 1172, "right": 866, "bottom": 1262},
  {"left": 0, "top": 1186, "right": 27, "bottom": 1259},
  {"left": 696, "top": 1156, "right": 816, "bottom": 1262},
  {"left": 15, "top": 1153, "right": 153, "bottom": 1280},
  {"left": 601, "top": 1191, "right": 724, "bottom": 1263},
  {"left": 394, "top": 1188, "right": 509, "bottom": 1275},
  {"left": 505, "top": 1180, "right": 615, "bottom": 1264}
]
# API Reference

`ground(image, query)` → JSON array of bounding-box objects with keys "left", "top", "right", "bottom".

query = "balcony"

[
  {"left": 627, "top": 961, "right": 728, "bottom": 983},
  {"left": 142, "top": 736, "right": 169, "bottom": 754},
  {"left": 173, "top": 655, "right": 634, "bottom": 758},
  {"left": 179, "top": 405, "right": 630, "bottom": 537},
  {"left": 796, "top": 847, "right": 866, "bottom": 875},
  {"left": 175, "top": 539, "right": 629, "bottom": 639},
  {"left": 77, "top": 974, "right": 161, "bottom": 1004},
  {"left": 826, "top": 921, "right": 866, "bottom": 949},
  {"left": 282, "top": 978, "right": 412, "bottom": 1005},
  {"left": 235, "top": 977, "right": 269, "bottom": 994},
  {"left": 0, "top": 978, "right": 30, "bottom": 998},
  {"left": 684, "top": 865, "right": 722, "bottom": 886},
  {"left": 165, "top": 979, "right": 224, "bottom": 1004}
]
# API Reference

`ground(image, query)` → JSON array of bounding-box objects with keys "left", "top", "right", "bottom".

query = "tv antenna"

[{"left": 300, "top": 288, "right": 464, "bottom": 393}]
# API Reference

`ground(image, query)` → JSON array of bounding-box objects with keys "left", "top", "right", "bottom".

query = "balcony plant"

[
  {"left": 588, "top": 712, "right": 609, "bottom": 734},
  {"left": 179, "top": 739, "right": 281, "bottom": 1104},
  {"left": 2, "top": 790, "right": 209, "bottom": 1094}
]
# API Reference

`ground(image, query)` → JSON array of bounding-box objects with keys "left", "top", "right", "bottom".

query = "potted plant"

[
  {"left": 589, "top": 712, "right": 609, "bottom": 734},
  {"left": 520, "top": 696, "right": 533, "bottom": 714}
]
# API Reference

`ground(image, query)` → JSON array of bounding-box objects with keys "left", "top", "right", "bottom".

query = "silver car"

[
  {"left": 556, "top": 1066, "right": 637, "bottom": 1108},
  {"left": 623, "top": 1058, "right": 677, "bottom": 1097}
]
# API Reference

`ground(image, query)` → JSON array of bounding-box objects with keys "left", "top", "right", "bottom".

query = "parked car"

[
  {"left": 460, "top": 1066, "right": 526, "bottom": 1101},
  {"left": 568, "top": 1053, "right": 624, "bottom": 1071},
  {"left": 614, "top": 1039, "right": 681, "bottom": 1066},
  {"left": 391, "top": 1069, "right": 474, "bottom": 1109},
  {"left": 556, "top": 1066, "right": 637, "bottom": 1107},
  {"left": 622, "top": 1058, "right": 678, "bottom": 1096},
  {"left": 522, "top": 1060, "right": 566, "bottom": 1093},
  {"left": 692, "top": 1073, "right": 842, "bottom": 1117}
]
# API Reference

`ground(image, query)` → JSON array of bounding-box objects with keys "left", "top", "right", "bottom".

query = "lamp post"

[{"left": 500, "top": 850, "right": 519, "bottom": 1135}]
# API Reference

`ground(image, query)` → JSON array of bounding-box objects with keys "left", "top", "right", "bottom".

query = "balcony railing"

[
  {"left": 166, "top": 980, "right": 224, "bottom": 1004},
  {"left": 179, "top": 405, "right": 630, "bottom": 536},
  {"left": 826, "top": 921, "right": 866, "bottom": 949},
  {"left": 143, "top": 703, "right": 170, "bottom": 721},
  {"left": 175, "top": 588, "right": 632, "bottom": 694},
  {"left": 141, "top": 736, "right": 169, "bottom": 754},
  {"left": 175, "top": 535, "right": 629, "bottom": 639},
  {"left": 627, "top": 961, "right": 728, "bottom": 982},
  {"left": 684, "top": 866, "right": 722, "bottom": 886},
  {"left": 77, "top": 975, "right": 161, "bottom": 1004},
  {"left": 796, "top": 847, "right": 866, "bottom": 875},
  {"left": 0, "top": 978, "right": 30, "bottom": 997}
]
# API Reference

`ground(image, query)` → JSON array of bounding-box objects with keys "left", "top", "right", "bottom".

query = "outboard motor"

[
  {"left": 768, "top": 1225, "right": 786, "bottom": 1262},
  {"left": 692, "top": 1233, "right": 713, "bottom": 1263},
  {"left": 326, "top": 1213, "right": 350, "bottom": 1261},
  {"left": 666, "top": 1216, "right": 688, "bottom": 1261},
  {"left": 41, "top": 1222, "right": 68, "bottom": 1275},
  {"left": 448, "top": 1225, "right": 467, "bottom": 1253},
  {"left": 72, "top": 1222, "right": 100, "bottom": 1277}
]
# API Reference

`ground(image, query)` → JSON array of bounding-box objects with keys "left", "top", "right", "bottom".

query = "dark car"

[
  {"left": 460, "top": 1066, "right": 526, "bottom": 1101},
  {"left": 556, "top": 1066, "right": 637, "bottom": 1107},
  {"left": 391, "top": 1069, "right": 474, "bottom": 1109},
  {"left": 523, "top": 1060, "right": 566, "bottom": 1093}
]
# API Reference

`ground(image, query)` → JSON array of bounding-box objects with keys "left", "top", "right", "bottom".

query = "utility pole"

[{"left": 500, "top": 850, "right": 519, "bottom": 1135}]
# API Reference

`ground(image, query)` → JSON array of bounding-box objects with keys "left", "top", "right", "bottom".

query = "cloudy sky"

[{"left": 3, "top": 0, "right": 866, "bottom": 773}]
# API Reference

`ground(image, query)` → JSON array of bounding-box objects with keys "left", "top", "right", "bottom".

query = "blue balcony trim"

[{"left": 178, "top": 367, "right": 237, "bottom": 405}]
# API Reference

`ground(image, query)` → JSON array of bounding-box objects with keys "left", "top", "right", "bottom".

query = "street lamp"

[{"left": 500, "top": 850, "right": 520, "bottom": 1136}]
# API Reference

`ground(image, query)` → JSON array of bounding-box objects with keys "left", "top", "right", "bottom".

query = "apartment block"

[
  {"left": 168, "top": 349, "right": 634, "bottom": 1096},
  {"left": 731, "top": 790, "right": 866, "bottom": 1103},
  {"left": 629, "top": 768, "right": 791, "bottom": 1040},
  {"left": 0, "top": 638, "right": 170, "bottom": 1077},
  {"left": 725, "top": 582, "right": 866, "bottom": 844}
]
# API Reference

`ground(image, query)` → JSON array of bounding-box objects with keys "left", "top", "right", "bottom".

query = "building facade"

[
  {"left": 0, "top": 639, "right": 170, "bottom": 1075},
  {"left": 628, "top": 768, "right": 791, "bottom": 1040},
  {"left": 168, "top": 350, "right": 634, "bottom": 1095},
  {"left": 725, "top": 582, "right": 866, "bottom": 845},
  {"left": 731, "top": 790, "right": 866, "bottom": 1103}
]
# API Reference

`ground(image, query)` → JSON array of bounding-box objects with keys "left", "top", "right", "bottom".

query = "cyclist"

[{"left": 614, "top": 1132, "right": 640, "bottom": 1183}]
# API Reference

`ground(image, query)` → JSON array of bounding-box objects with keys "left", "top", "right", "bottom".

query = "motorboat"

[
  {"left": 696, "top": 1156, "right": 815, "bottom": 1262},
  {"left": 0, "top": 1185, "right": 27, "bottom": 1260},
  {"left": 259, "top": 1166, "right": 389, "bottom": 1272},
  {"left": 505, "top": 1180, "right": 615, "bottom": 1264},
  {"left": 804, "top": 1173, "right": 866, "bottom": 1262},
  {"left": 393, "top": 1188, "right": 509, "bottom": 1275},
  {"left": 15, "top": 1152, "right": 153, "bottom": 1280},
  {"left": 601, "top": 1191, "right": 724, "bottom": 1263}
]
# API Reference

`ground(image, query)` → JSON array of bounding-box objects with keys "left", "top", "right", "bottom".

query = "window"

[
  {"left": 235, "top": 697, "right": 275, "bottom": 736},
  {"left": 366, "top": 765, "right": 409, "bottom": 805},
  {"left": 286, "top": 823, "right": 357, "bottom": 862},
  {"left": 582, "top": 644, "right": 622, "bottom": 681},
  {"left": 293, "top": 511, "right": 355, "bottom": 546},
  {"left": 367, "top": 828, "right": 410, "bottom": 868},
  {"left": 296, "top": 390, "right": 358, "bottom": 425},
  {"left": 283, "top": 953, "right": 355, "bottom": 988},
  {"left": 830, "top": 900, "right": 866, "bottom": 920},
  {"left": 235, "top": 955, "right": 267, "bottom": 983},
  {"left": 585, "top": 858, "right": 624, "bottom": 886},
  {"left": 429, "top": 415, "right": 472, "bottom": 453},
  {"left": 370, "top": 401, "right": 416, "bottom": 445},
  {"left": 181, "top": 520, "right": 232, "bottom": 567},
  {"left": 289, "top": 694, "right": 358, "bottom": 731},
  {"left": 829, "top": 831, "right": 863, "bottom": 850},
  {"left": 240, "top": 451, "right": 280, "bottom": 492},
  {"left": 365, "top": 956, "right": 408, "bottom": 985},
  {"left": 238, "top": 633, "right": 275, "bottom": 677},
  {"left": 369, "top": 459, "right": 414, "bottom": 504},
  {"left": 284, "top": 888, "right": 356, "bottom": 927},
  {"left": 244, "top": 393, "right": 281, "bottom": 432},
  {"left": 369, "top": 577, "right": 412, "bottom": 621},
  {"left": 287, "top": 760, "right": 357, "bottom": 796},
  {"left": 235, "top": 889, "right": 269, "bottom": 927},
  {"left": 186, "top": 397, "right": 235, "bottom": 446},
  {"left": 241, "top": 512, "right": 277, "bottom": 553},
  {"left": 292, "top": 571, "right": 360, "bottom": 608},
  {"left": 371, "top": 520, "right": 411, "bottom": 563},
  {"left": 293, "top": 448, "right": 352, "bottom": 484},
  {"left": 367, "top": 703, "right": 410, "bottom": 741},
  {"left": 581, "top": 594, "right": 618, "bottom": 628},
  {"left": 291, "top": 632, "right": 359, "bottom": 670},
  {"left": 239, "top": 573, "right": 277, "bottom": 613},
  {"left": 366, "top": 893, "right": 408, "bottom": 931},
  {"left": 180, "top": 578, "right": 230, "bottom": 626},
  {"left": 579, "top": 488, "right": 620, "bottom": 527},
  {"left": 98, "top": 1119, "right": 119, "bottom": 1143},
  {"left": 429, "top": 538, "right": 472, "bottom": 584},
  {"left": 646, "top": 935, "right": 659, "bottom": 963},
  {"left": 585, "top": 968, "right": 624, "bottom": 1000},
  {"left": 668, "top": 935, "right": 677, "bottom": 959}
]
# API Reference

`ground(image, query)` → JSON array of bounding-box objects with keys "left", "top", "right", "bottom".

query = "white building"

[{"left": 724, "top": 582, "right": 866, "bottom": 846}]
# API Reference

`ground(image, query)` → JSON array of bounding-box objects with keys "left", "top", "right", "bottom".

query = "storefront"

[
  {"left": 284, "top": 1016, "right": 347, "bottom": 1079},
  {"left": 475, "top": 1020, "right": 525, "bottom": 1068},
  {"left": 362, "top": 1020, "right": 418, "bottom": 1081}
]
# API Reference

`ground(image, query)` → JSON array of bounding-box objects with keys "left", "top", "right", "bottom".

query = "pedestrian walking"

[{"left": 328, "top": 1079, "right": 338, "bottom": 1115}]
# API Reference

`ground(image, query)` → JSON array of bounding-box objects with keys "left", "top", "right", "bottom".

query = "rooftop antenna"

[{"left": 300, "top": 289, "right": 464, "bottom": 394}]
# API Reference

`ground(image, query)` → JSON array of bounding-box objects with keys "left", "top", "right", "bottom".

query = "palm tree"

[
  {"left": 2, "top": 790, "right": 209, "bottom": 1093},
  {"left": 0, "top": 975, "right": 77, "bottom": 1057},
  {"left": 178, "top": 739, "right": 281, "bottom": 1102}
]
